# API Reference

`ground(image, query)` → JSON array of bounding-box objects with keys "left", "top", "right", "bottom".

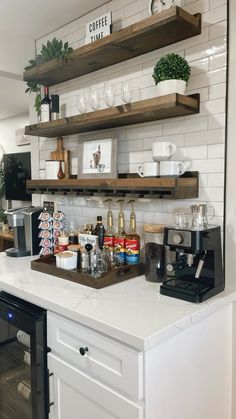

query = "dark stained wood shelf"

[
  {"left": 27, "top": 172, "right": 199, "bottom": 200},
  {"left": 25, "top": 94, "right": 200, "bottom": 137},
  {"left": 23, "top": 7, "right": 201, "bottom": 86}
]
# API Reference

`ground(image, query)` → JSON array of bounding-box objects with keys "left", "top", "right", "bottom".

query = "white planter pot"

[{"left": 156, "top": 79, "right": 187, "bottom": 96}]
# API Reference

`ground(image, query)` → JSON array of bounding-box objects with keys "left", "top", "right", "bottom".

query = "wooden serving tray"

[{"left": 31, "top": 255, "right": 144, "bottom": 289}]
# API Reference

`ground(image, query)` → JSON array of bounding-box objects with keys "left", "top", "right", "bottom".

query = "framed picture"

[{"left": 78, "top": 136, "right": 117, "bottom": 179}]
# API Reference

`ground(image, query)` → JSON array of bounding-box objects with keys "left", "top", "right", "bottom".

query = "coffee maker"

[
  {"left": 160, "top": 225, "right": 224, "bottom": 303},
  {"left": 5, "top": 206, "right": 42, "bottom": 257}
]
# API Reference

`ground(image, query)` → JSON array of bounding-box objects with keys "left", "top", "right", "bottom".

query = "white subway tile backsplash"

[
  {"left": 207, "top": 173, "right": 225, "bottom": 187},
  {"left": 209, "top": 20, "right": 227, "bottom": 40},
  {"left": 34, "top": 0, "right": 226, "bottom": 232},
  {"left": 129, "top": 150, "right": 153, "bottom": 164},
  {"left": 209, "top": 52, "right": 227, "bottom": 71},
  {"left": 208, "top": 113, "right": 226, "bottom": 129},
  {"left": 208, "top": 143, "right": 225, "bottom": 158},
  {"left": 198, "top": 187, "right": 224, "bottom": 202},
  {"left": 190, "top": 158, "right": 224, "bottom": 173},
  {"left": 184, "top": 128, "right": 224, "bottom": 146},
  {"left": 163, "top": 116, "right": 208, "bottom": 135},
  {"left": 202, "top": 4, "right": 227, "bottom": 27},
  {"left": 185, "top": 0, "right": 209, "bottom": 15},
  {"left": 201, "top": 97, "right": 226, "bottom": 115},
  {"left": 210, "top": 0, "right": 226, "bottom": 8},
  {"left": 186, "top": 36, "right": 226, "bottom": 62},
  {"left": 209, "top": 83, "right": 226, "bottom": 100},
  {"left": 178, "top": 145, "right": 208, "bottom": 160}
]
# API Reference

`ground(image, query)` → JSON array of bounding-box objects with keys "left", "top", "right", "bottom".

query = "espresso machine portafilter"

[{"left": 160, "top": 226, "right": 224, "bottom": 303}]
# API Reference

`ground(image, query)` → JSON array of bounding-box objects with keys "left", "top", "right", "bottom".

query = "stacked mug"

[{"left": 137, "top": 142, "right": 187, "bottom": 177}]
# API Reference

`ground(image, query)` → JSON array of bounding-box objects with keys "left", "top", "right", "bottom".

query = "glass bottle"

[
  {"left": 125, "top": 200, "right": 140, "bottom": 265},
  {"left": 93, "top": 216, "right": 105, "bottom": 249},
  {"left": 103, "top": 199, "right": 114, "bottom": 261},
  {"left": 114, "top": 200, "right": 126, "bottom": 264},
  {"left": 40, "top": 86, "right": 51, "bottom": 123}
]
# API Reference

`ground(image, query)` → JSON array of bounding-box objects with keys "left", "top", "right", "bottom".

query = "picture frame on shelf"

[{"left": 78, "top": 135, "right": 117, "bottom": 179}]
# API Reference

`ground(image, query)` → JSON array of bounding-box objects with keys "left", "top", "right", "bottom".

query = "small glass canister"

[{"left": 144, "top": 224, "right": 165, "bottom": 283}]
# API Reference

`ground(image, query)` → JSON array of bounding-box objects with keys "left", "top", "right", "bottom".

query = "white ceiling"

[{"left": 0, "top": 0, "right": 108, "bottom": 120}]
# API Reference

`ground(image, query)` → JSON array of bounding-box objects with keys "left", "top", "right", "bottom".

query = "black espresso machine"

[{"left": 160, "top": 225, "right": 224, "bottom": 303}]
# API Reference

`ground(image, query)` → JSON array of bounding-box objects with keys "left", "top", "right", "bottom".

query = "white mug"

[
  {"left": 137, "top": 162, "right": 159, "bottom": 177},
  {"left": 152, "top": 142, "right": 177, "bottom": 161},
  {"left": 160, "top": 160, "right": 186, "bottom": 176},
  {"left": 45, "top": 160, "right": 65, "bottom": 179}
]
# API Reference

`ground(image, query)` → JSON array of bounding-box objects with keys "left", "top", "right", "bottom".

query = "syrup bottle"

[
  {"left": 114, "top": 200, "right": 126, "bottom": 264},
  {"left": 125, "top": 200, "right": 140, "bottom": 265},
  {"left": 93, "top": 216, "right": 105, "bottom": 249},
  {"left": 103, "top": 199, "right": 114, "bottom": 261}
]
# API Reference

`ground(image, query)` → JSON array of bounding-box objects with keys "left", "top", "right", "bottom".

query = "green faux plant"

[
  {"left": 24, "top": 38, "right": 74, "bottom": 116},
  {"left": 152, "top": 53, "right": 191, "bottom": 85},
  {"left": 0, "top": 210, "right": 7, "bottom": 225}
]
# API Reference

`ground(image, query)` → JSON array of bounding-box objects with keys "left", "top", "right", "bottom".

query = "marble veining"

[{"left": 0, "top": 253, "right": 235, "bottom": 350}]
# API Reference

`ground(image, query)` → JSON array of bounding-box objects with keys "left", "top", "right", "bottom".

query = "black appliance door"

[{"left": 0, "top": 292, "right": 47, "bottom": 419}]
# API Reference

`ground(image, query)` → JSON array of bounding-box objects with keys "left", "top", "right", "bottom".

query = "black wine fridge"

[{"left": 0, "top": 292, "right": 48, "bottom": 419}]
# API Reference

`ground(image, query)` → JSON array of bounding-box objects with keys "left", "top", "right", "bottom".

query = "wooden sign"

[
  {"left": 85, "top": 12, "right": 112, "bottom": 44},
  {"left": 15, "top": 128, "right": 31, "bottom": 146}
]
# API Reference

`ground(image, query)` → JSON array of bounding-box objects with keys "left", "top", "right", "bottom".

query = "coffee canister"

[{"left": 144, "top": 224, "right": 166, "bottom": 282}]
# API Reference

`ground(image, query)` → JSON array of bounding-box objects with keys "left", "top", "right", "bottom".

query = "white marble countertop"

[{"left": 0, "top": 253, "right": 235, "bottom": 350}]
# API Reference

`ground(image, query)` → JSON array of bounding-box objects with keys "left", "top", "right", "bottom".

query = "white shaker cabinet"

[
  {"left": 47, "top": 305, "right": 232, "bottom": 419},
  {"left": 47, "top": 312, "right": 143, "bottom": 419}
]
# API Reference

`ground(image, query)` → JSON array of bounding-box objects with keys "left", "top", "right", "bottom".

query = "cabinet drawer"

[
  {"left": 48, "top": 353, "right": 143, "bottom": 419},
  {"left": 47, "top": 312, "right": 143, "bottom": 400}
]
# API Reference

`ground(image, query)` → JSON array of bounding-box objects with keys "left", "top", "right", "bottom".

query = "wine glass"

[
  {"left": 121, "top": 81, "right": 132, "bottom": 104},
  {"left": 89, "top": 87, "right": 100, "bottom": 111},
  {"left": 103, "top": 83, "right": 115, "bottom": 107},
  {"left": 76, "top": 90, "right": 87, "bottom": 114}
]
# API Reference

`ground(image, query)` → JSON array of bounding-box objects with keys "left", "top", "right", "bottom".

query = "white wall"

[
  {"left": 0, "top": 114, "right": 29, "bottom": 154},
  {"left": 32, "top": 0, "right": 227, "bottom": 246}
]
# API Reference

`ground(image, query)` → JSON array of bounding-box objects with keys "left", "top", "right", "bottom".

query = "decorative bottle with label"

[
  {"left": 126, "top": 200, "right": 140, "bottom": 265},
  {"left": 40, "top": 86, "right": 51, "bottom": 123},
  {"left": 114, "top": 200, "right": 126, "bottom": 264},
  {"left": 103, "top": 199, "right": 114, "bottom": 261},
  {"left": 93, "top": 216, "right": 105, "bottom": 249}
]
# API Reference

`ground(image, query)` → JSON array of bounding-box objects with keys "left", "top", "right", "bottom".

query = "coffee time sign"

[{"left": 85, "top": 12, "right": 112, "bottom": 44}]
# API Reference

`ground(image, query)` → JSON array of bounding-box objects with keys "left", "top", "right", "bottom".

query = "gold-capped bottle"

[
  {"left": 103, "top": 199, "right": 114, "bottom": 260},
  {"left": 114, "top": 200, "right": 126, "bottom": 264},
  {"left": 126, "top": 200, "right": 140, "bottom": 265}
]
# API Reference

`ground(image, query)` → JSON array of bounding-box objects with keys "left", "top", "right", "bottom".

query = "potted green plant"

[
  {"left": 152, "top": 53, "right": 191, "bottom": 96},
  {"left": 0, "top": 209, "right": 8, "bottom": 232}
]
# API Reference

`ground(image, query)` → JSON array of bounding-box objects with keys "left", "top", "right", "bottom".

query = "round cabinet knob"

[
  {"left": 173, "top": 233, "right": 184, "bottom": 245},
  {"left": 79, "top": 346, "right": 88, "bottom": 356}
]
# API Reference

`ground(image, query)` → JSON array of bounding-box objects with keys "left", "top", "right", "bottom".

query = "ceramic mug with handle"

[
  {"left": 137, "top": 162, "right": 159, "bottom": 177},
  {"left": 152, "top": 141, "right": 177, "bottom": 161},
  {"left": 160, "top": 160, "right": 186, "bottom": 176}
]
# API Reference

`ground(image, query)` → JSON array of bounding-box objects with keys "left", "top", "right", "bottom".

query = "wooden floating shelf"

[
  {"left": 25, "top": 94, "right": 200, "bottom": 138},
  {"left": 27, "top": 172, "right": 199, "bottom": 200},
  {"left": 23, "top": 7, "right": 201, "bottom": 86}
]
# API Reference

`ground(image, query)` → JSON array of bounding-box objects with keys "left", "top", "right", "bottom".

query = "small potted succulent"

[{"left": 152, "top": 53, "right": 191, "bottom": 96}]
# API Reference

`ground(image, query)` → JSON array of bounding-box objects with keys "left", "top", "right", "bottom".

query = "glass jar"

[{"left": 144, "top": 224, "right": 165, "bottom": 283}]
